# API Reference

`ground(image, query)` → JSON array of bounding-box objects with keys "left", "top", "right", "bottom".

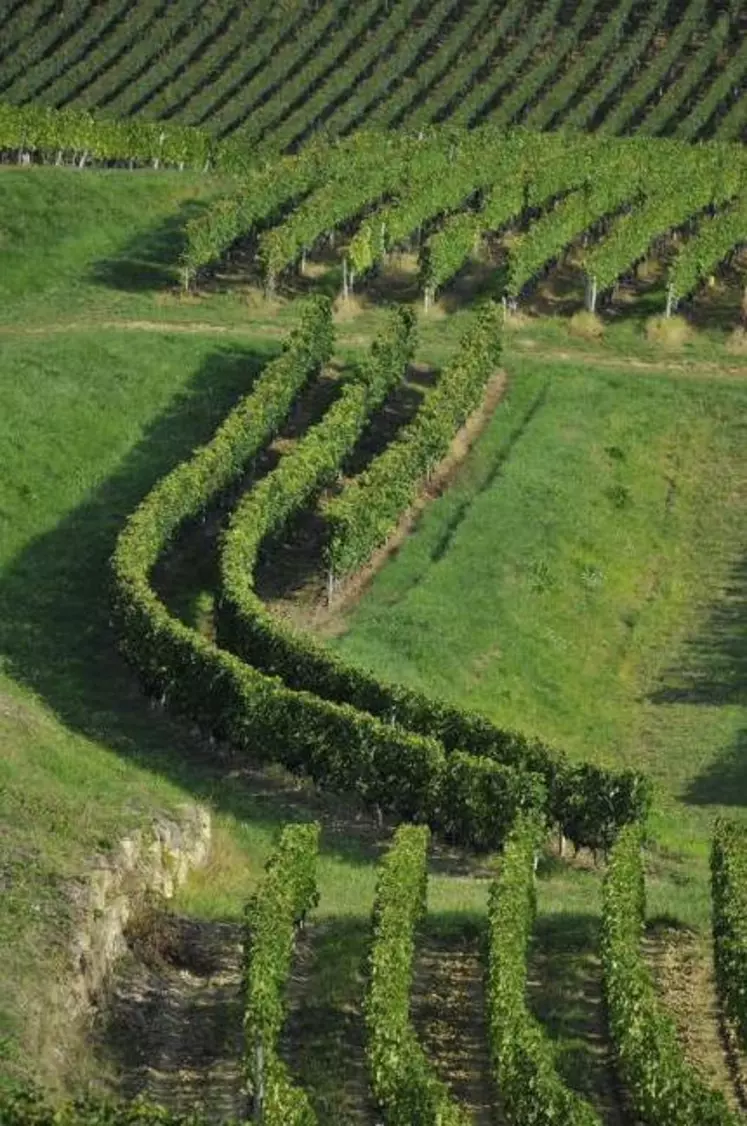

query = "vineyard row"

[{"left": 1, "top": 0, "right": 745, "bottom": 146}]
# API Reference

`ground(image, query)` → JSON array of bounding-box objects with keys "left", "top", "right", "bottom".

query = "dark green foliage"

[
  {"left": 551, "top": 763, "right": 652, "bottom": 856},
  {"left": 602, "top": 824, "right": 738, "bottom": 1126},
  {"left": 365, "top": 824, "right": 471, "bottom": 1126},
  {"left": 711, "top": 819, "right": 747, "bottom": 1050},
  {"left": 244, "top": 822, "right": 321, "bottom": 1125},
  {"left": 0, "top": 1082, "right": 219, "bottom": 1125},
  {"left": 110, "top": 299, "right": 529, "bottom": 843},
  {"left": 325, "top": 303, "right": 503, "bottom": 579},
  {"left": 487, "top": 815, "right": 602, "bottom": 1125},
  {"left": 218, "top": 304, "right": 649, "bottom": 852},
  {"left": 434, "top": 752, "right": 547, "bottom": 853}
]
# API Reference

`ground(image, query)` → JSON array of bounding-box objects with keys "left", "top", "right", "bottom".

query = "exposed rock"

[{"left": 40, "top": 804, "right": 211, "bottom": 1088}]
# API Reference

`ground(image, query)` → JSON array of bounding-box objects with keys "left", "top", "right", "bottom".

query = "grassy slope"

[
  {"left": 0, "top": 170, "right": 488, "bottom": 1108},
  {"left": 333, "top": 356, "right": 747, "bottom": 924},
  {"left": 1, "top": 166, "right": 746, "bottom": 1118}
]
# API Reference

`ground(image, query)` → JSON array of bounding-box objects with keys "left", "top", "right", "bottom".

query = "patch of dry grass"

[
  {"left": 332, "top": 294, "right": 369, "bottom": 321},
  {"left": 645, "top": 314, "right": 693, "bottom": 349},
  {"left": 568, "top": 310, "right": 605, "bottom": 341},
  {"left": 725, "top": 326, "right": 747, "bottom": 355}
]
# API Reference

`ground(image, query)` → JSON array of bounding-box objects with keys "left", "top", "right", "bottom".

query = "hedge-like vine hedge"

[
  {"left": 711, "top": 818, "right": 747, "bottom": 1050},
  {"left": 216, "top": 303, "right": 649, "bottom": 853},
  {"left": 487, "top": 814, "right": 602, "bottom": 1125},
  {"left": 110, "top": 299, "right": 541, "bottom": 845},
  {"left": 244, "top": 822, "right": 320, "bottom": 1125},
  {"left": 324, "top": 302, "right": 502, "bottom": 579},
  {"left": 602, "top": 823, "right": 738, "bottom": 1126},
  {"left": 111, "top": 291, "right": 647, "bottom": 852},
  {"left": 365, "top": 824, "right": 471, "bottom": 1126}
]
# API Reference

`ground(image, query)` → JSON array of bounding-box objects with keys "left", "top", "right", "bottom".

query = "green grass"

[
  {"left": 0, "top": 169, "right": 492, "bottom": 1100},
  {"left": 332, "top": 357, "right": 747, "bottom": 926},
  {"left": 1, "top": 166, "right": 746, "bottom": 1118}
]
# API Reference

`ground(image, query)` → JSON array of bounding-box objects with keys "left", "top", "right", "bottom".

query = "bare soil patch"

[
  {"left": 92, "top": 913, "right": 246, "bottom": 1124},
  {"left": 643, "top": 923, "right": 744, "bottom": 1113},
  {"left": 410, "top": 924, "right": 498, "bottom": 1125}
]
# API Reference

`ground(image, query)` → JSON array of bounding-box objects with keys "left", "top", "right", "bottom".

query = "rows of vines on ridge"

[
  {"left": 1, "top": 0, "right": 746, "bottom": 148},
  {"left": 176, "top": 128, "right": 747, "bottom": 321},
  {"left": 2, "top": 2, "right": 747, "bottom": 1120}
]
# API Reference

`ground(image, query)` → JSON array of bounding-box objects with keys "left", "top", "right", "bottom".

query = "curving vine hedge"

[
  {"left": 216, "top": 303, "right": 650, "bottom": 852},
  {"left": 112, "top": 296, "right": 647, "bottom": 853},
  {"left": 111, "top": 301, "right": 460, "bottom": 824}
]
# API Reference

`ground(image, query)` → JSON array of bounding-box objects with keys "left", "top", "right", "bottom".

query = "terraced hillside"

[{"left": 1, "top": 0, "right": 746, "bottom": 148}]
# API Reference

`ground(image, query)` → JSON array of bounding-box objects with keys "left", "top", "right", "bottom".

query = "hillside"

[
  {"left": 0, "top": 0, "right": 746, "bottom": 150},
  {"left": 0, "top": 163, "right": 745, "bottom": 1125},
  {"left": 1, "top": 3, "right": 747, "bottom": 1120}
]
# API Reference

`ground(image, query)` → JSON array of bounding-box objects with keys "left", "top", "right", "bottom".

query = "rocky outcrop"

[{"left": 37, "top": 803, "right": 211, "bottom": 1090}]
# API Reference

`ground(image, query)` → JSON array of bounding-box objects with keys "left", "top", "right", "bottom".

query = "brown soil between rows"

[
  {"left": 280, "top": 920, "right": 379, "bottom": 1126},
  {"left": 643, "top": 924, "right": 746, "bottom": 1114},
  {"left": 92, "top": 915, "right": 246, "bottom": 1125},
  {"left": 410, "top": 927, "right": 499, "bottom": 1125}
]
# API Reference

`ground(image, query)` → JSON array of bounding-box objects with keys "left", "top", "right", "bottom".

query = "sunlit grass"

[{"left": 1, "top": 167, "right": 745, "bottom": 1113}]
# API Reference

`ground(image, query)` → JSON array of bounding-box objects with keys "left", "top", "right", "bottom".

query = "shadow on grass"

[
  {"left": 90, "top": 200, "right": 209, "bottom": 291},
  {"left": 651, "top": 554, "right": 747, "bottom": 708},
  {"left": 282, "top": 916, "right": 378, "bottom": 1126},
  {"left": 0, "top": 342, "right": 392, "bottom": 874},
  {"left": 685, "top": 729, "right": 747, "bottom": 807},
  {"left": 647, "top": 552, "right": 747, "bottom": 808}
]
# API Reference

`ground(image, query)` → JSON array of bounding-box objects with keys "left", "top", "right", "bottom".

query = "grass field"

[{"left": 1, "top": 166, "right": 746, "bottom": 1119}]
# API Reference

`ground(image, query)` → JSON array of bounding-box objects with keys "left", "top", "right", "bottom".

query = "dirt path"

[
  {"left": 643, "top": 924, "right": 745, "bottom": 1114},
  {"left": 2, "top": 314, "right": 747, "bottom": 382},
  {"left": 281, "top": 919, "right": 379, "bottom": 1125},
  {"left": 94, "top": 914, "right": 246, "bottom": 1124},
  {"left": 512, "top": 338, "right": 747, "bottom": 381},
  {"left": 527, "top": 918, "right": 626, "bottom": 1126},
  {"left": 410, "top": 926, "right": 498, "bottom": 1125}
]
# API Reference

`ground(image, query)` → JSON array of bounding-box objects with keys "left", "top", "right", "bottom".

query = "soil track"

[
  {"left": 94, "top": 914, "right": 246, "bottom": 1124},
  {"left": 281, "top": 920, "right": 378, "bottom": 1125},
  {"left": 410, "top": 926, "right": 498, "bottom": 1125},
  {"left": 3, "top": 315, "right": 747, "bottom": 382}
]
